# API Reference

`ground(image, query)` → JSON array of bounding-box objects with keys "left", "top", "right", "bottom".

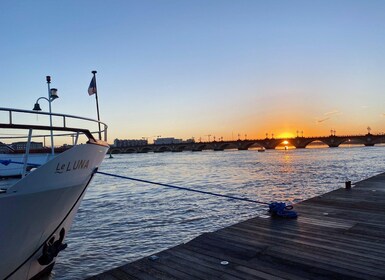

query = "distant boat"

[
  {"left": 258, "top": 147, "right": 265, "bottom": 152},
  {"left": 0, "top": 86, "right": 109, "bottom": 279},
  {"left": 0, "top": 153, "right": 51, "bottom": 177}
]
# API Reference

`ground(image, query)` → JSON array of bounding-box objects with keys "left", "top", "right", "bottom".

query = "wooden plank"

[
  {"left": 163, "top": 246, "right": 246, "bottom": 280},
  {"left": 166, "top": 242, "right": 289, "bottom": 280},
  {"left": 127, "top": 256, "right": 189, "bottom": 280},
  {"left": 181, "top": 237, "right": 310, "bottom": 280},
  {"left": 229, "top": 220, "right": 385, "bottom": 260},
  {"left": 230, "top": 218, "right": 385, "bottom": 250}
]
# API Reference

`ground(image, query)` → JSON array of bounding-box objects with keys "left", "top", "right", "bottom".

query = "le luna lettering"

[{"left": 55, "top": 159, "right": 90, "bottom": 174}]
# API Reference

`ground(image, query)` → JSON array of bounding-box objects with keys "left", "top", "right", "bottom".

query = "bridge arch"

[
  {"left": 172, "top": 145, "right": 187, "bottom": 152},
  {"left": 109, "top": 148, "right": 121, "bottom": 154},
  {"left": 191, "top": 144, "right": 207, "bottom": 151},
  {"left": 155, "top": 146, "right": 172, "bottom": 153},
  {"left": 124, "top": 148, "right": 137, "bottom": 153},
  {"left": 214, "top": 142, "right": 238, "bottom": 150},
  {"left": 237, "top": 141, "right": 265, "bottom": 150},
  {"left": 138, "top": 147, "right": 152, "bottom": 153},
  {"left": 297, "top": 139, "right": 330, "bottom": 148}
]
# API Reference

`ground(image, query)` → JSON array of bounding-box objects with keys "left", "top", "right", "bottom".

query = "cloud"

[
  {"left": 324, "top": 110, "right": 343, "bottom": 117},
  {"left": 324, "top": 110, "right": 340, "bottom": 116},
  {"left": 316, "top": 117, "right": 330, "bottom": 123},
  {"left": 315, "top": 109, "right": 342, "bottom": 124}
]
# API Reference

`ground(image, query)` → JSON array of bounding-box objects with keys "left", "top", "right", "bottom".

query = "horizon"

[
  {"left": 1, "top": 1, "right": 385, "bottom": 140},
  {"left": 112, "top": 129, "right": 380, "bottom": 144}
]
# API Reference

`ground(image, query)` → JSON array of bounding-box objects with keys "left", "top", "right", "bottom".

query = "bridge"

[{"left": 109, "top": 133, "right": 385, "bottom": 154}]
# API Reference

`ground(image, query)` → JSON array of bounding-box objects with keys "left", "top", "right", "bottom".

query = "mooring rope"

[
  {"left": 96, "top": 171, "right": 269, "bottom": 204},
  {"left": 0, "top": 158, "right": 298, "bottom": 218},
  {"left": 96, "top": 171, "right": 297, "bottom": 218}
]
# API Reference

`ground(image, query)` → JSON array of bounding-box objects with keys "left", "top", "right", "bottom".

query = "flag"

[{"left": 88, "top": 76, "right": 97, "bottom": 95}]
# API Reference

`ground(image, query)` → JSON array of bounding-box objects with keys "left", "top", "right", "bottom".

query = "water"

[{"left": 52, "top": 146, "right": 385, "bottom": 279}]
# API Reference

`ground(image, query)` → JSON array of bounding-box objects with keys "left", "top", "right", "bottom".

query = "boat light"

[
  {"left": 50, "top": 88, "right": 59, "bottom": 100},
  {"left": 33, "top": 103, "right": 42, "bottom": 111}
]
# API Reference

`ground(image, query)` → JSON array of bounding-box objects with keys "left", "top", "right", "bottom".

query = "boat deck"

[{"left": 87, "top": 173, "right": 385, "bottom": 279}]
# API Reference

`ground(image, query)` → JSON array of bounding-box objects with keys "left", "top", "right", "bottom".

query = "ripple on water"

[{"left": 53, "top": 147, "right": 385, "bottom": 279}]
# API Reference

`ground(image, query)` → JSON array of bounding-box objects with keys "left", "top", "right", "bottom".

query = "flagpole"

[{"left": 92, "top": 70, "right": 102, "bottom": 140}]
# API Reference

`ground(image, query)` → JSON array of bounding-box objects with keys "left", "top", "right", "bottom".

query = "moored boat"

[{"left": 0, "top": 78, "right": 109, "bottom": 280}]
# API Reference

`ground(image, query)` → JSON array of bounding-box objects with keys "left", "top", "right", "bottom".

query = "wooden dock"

[{"left": 88, "top": 173, "right": 385, "bottom": 280}]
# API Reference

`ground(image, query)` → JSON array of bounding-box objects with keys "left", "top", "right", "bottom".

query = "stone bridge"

[{"left": 109, "top": 133, "right": 385, "bottom": 154}]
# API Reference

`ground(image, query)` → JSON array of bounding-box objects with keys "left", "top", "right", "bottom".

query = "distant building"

[
  {"left": 113, "top": 138, "right": 148, "bottom": 147},
  {"left": 154, "top": 137, "right": 183, "bottom": 145},
  {"left": 184, "top": 138, "right": 195, "bottom": 143},
  {"left": 11, "top": 141, "right": 43, "bottom": 151}
]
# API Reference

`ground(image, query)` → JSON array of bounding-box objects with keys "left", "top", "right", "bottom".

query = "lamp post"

[{"left": 32, "top": 76, "right": 59, "bottom": 155}]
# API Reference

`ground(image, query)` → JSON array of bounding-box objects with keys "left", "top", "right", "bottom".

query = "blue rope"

[
  {"left": 268, "top": 202, "right": 297, "bottom": 218},
  {"left": 96, "top": 171, "right": 298, "bottom": 218},
  {"left": 0, "top": 159, "right": 41, "bottom": 167}
]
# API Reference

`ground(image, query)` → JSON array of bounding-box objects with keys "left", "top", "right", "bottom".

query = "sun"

[
  {"left": 283, "top": 140, "right": 289, "bottom": 145},
  {"left": 277, "top": 132, "right": 295, "bottom": 139}
]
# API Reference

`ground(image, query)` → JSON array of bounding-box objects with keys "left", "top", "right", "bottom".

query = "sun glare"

[
  {"left": 277, "top": 132, "right": 295, "bottom": 138},
  {"left": 283, "top": 140, "right": 289, "bottom": 145}
]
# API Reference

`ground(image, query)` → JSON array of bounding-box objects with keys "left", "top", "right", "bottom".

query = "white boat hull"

[{"left": 0, "top": 142, "right": 108, "bottom": 280}]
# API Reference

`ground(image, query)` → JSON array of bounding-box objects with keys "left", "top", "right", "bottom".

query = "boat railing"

[
  {"left": 0, "top": 107, "right": 108, "bottom": 177},
  {"left": 0, "top": 107, "right": 108, "bottom": 143}
]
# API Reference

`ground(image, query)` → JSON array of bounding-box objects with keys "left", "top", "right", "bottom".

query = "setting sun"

[
  {"left": 283, "top": 140, "right": 289, "bottom": 145},
  {"left": 277, "top": 132, "right": 295, "bottom": 139}
]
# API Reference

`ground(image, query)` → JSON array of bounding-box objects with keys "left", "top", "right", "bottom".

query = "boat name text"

[{"left": 55, "top": 160, "right": 90, "bottom": 174}]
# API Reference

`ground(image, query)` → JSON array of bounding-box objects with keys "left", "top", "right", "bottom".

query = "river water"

[{"left": 52, "top": 145, "right": 385, "bottom": 279}]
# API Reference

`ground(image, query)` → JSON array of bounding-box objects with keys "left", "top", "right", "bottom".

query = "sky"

[{"left": 1, "top": 0, "right": 385, "bottom": 143}]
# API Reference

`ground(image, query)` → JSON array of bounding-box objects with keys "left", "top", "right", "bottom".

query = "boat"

[
  {"left": 0, "top": 78, "right": 109, "bottom": 280},
  {"left": 257, "top": 147, "right": 265, "bottom": 152},
  {"left": 0, "top": 153, "right": 51, "bottom": 177}
]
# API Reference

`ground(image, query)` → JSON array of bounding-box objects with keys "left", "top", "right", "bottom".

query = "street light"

[{"left": 32, "top": 76, "right": 59, "bottom": 155}]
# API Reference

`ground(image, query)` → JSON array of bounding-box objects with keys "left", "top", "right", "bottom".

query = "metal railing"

[
  {"left": 0, "top": 107, "right": 108, "bottom": 142},
  {"left": 0, "top": 107, "right": 108, "bottom": 178}
]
